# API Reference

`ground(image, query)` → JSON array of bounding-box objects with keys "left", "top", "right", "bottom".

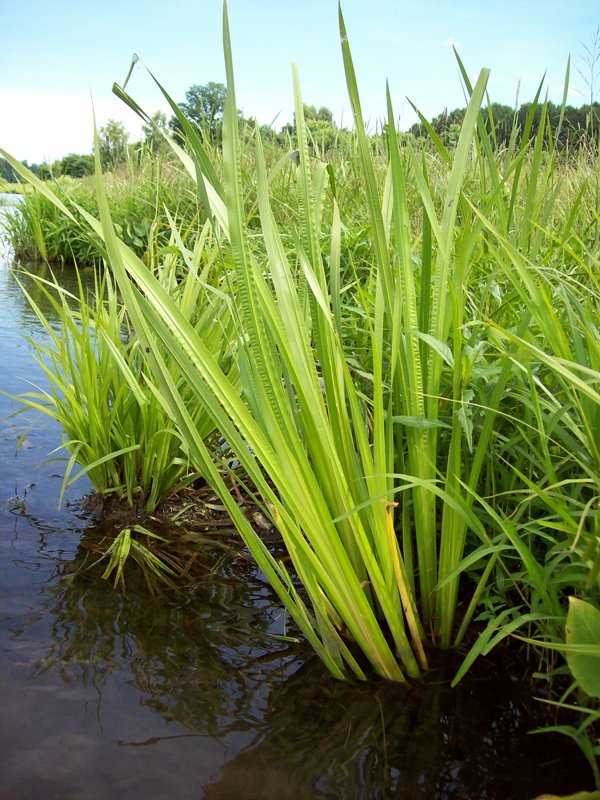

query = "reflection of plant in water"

[
  {"left": 200, "top": 656, "right": 594, "bottom": 800},
  {"left": 30, "top": 527, "right": 307, "bottom": 736}
]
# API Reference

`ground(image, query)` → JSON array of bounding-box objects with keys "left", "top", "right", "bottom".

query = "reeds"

[
  {"left": 2, "top": 158, "right": 202, "bottom": 266},
  {"left": 1, "top": 0, "right": 598, "bottom": 725},
  {"left": 7, "top": 218, "right": 237, "bottom": 515}
]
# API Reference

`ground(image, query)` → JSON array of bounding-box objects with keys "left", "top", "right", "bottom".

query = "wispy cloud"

[{"left": 445, "top": 37, "right": 460, "bottom": 49}]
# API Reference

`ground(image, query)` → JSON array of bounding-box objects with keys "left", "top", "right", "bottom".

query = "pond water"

[{"left": 0, "top": 204, "right": 594, "bottom": 800}]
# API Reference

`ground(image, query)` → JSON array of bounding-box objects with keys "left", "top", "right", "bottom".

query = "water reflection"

[
  {"left": 10, "top": 522, "right": 591, "bottom": 800},
  {"left": 32, "top": 528, "right": 300, "bottom": 724},
  {"left": 199, "top": 654, "right": 588, "bottom": 800}
]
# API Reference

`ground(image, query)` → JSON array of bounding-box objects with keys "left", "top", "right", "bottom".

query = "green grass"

[
  {"left": 1, "top": 2, "right": 599, "bottom": 779},
  {"left": 6, "top": 217, "right": 238, "bottom": 515},
  {"left": 0, "top": 160, "right": 204, "bottom": 266}
]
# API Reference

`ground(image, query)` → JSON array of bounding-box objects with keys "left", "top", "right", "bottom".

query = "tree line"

[
  {"left": 2, "top": 81, "right": 599, "bottom": 184},
  {"left": 0, "top": 82, "right": 347, "bottom": 182},
  {"left": 409, "top": 101, "right": 600, "bottom": 149}
]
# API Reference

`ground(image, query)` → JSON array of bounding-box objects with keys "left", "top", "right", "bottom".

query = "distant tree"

[
  {"left": 58, "top": 153, "right": 95, "bottom": 178},
  {"left": 303, "top": 104, "right": 334, "bottom": 123},
  {"left": 432, "top": 107, "right": 466, "bottom": 146},
  {"left": 172, "top": 82, "right": 227, "bottom": 142},
  {"left": 21, "top": 160, "right": 44, "bottom": 178},
  {"left": 142, "top": 110, "right": 170, "bottom": 154},
  {"left": 409, "top": 99, "right": 599, "bottom": 151},
  {"left": 0, "top": 157, "right": 17, "bottom": 183},
  {"left": 484, "top": 103, "right": 515, "bottom": 147},
  {"left": 280, "top": 103, "right": 341, "bottom": 151},
  {"left": 410, "top": 107, "right": 456, "bottom": 146},
  {"left": 257, "top": 121, "right": 282, "bottom": 145},
  {"left": 98, "top": 120, "right": 129, "bottom": 168}
]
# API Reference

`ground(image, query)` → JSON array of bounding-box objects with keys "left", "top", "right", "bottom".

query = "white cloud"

[{"left": 445, "top": 38, "right": 460, "bottom": 49}]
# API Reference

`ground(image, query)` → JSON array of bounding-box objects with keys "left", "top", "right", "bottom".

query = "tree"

[
  {"left": 485, "top": 103, "right": 515, "bottom": 147},
  {"left": 59, "top": 153, "right": 95, "bottom": 178},
  {"left": 0, "top": 157, "right": 17, "bottom": 183},
  {"left": 98, "top": 119, "right": 129, "bottom": 169},
  {"left": 22, "top": 160, "right": 44, "bottom": 178},
  {"left": 142, "top": 110, "right": 169, "bottom": 154},
  {"left": 280, "top": 103, "right": 341, "bottom": 152},
  {"left": 172, "top": 82, "right": 227, "bottom": 142},
  {"left": 409, "top": 100, "right": 598, "bottom": 151},
  {"left": 303, "top": 104, "right": 334, "bottom": 123}
]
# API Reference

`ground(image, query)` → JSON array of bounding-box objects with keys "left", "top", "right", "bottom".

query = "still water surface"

[{"left": 0, "top": 199, "right": 592, "bottom": 799}]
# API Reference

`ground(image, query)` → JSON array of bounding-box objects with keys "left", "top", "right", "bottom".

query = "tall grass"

[
  {"left": 1, "top": 0, "right": 598, "bottom": 725},
  {"left": 8, "top": 218, "right": 238, "bottom": 515},
  {"left": 1, "top": 158, "right": 203, "bottom": 266}
]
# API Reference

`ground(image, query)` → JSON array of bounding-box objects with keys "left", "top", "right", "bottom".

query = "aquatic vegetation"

[
  {"left": 1, "top": 158, "right": 203, "bottom": 266},
  {"left": 1, "top": 6, "right": 599, "bottom": 784},
  {"left": 97, "top": 2, "right": 599, "bottom": 680},
  {"left": 7, "top": 218, "right": 238, "bottom": 515}
]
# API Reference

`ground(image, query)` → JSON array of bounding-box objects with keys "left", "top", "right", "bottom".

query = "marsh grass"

[
  {"left": 10, "top": 268, "right": 187, "bottom": 509},
  {"left": 6, "top": 214, "right": 238, "bottom": 516},
  {"left": 80, "top": 3, "right": 596, "bottom": 684},
  {"left": 1, "top": 158, "right": 203, "bottom": 266},
  {"left": 1, "top": 5, "right": 598, "bottom": 754}
]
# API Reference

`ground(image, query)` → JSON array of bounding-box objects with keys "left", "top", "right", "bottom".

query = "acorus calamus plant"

[
  {"left": 2, "top": 1, "right": 598, "bottom": 698},
  {"left": 93, "top": 1, "right": 504, "bottom": 681}
]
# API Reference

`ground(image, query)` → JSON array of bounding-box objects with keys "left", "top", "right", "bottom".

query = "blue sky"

[{"left": 1, "top": 0, "right": 598, "bottom": 163}]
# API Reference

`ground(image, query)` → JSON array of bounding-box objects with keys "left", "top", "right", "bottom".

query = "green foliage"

[
  {"left": 1, "top": 14, "right": 599, "bottom": 791},
  {"left": 98, "top": 119, "right": 130, "bottom": 168},
  {"left": 0, "top": 155, "right": 203, "bottom": 265},
  {"left": 172, "top": 81, "right": 227, "bottom": 142},
  {"left": 101, "top": 525, "right": 178, "bottom": 590},
  {"left": 58, "top": 152, "right": 95, "bottom": 177},
  {"left": 1, "top": 153, "right": 95, "bottom": 184},
  {"left": 0, "top": 156, "right": 48, "bottom": 182},
  {"left": 280, "top": 102, "right": 346, "bottom": 153},
  {"left": 0, "top": 156, "right": 17, "bottom": 182},
  {"left": 76, "top": 3, "right": 596, "bottom": 688},
  {"left": 7, "top": 230, "right": 237, "bottom": 513},
  {"left": 411, "top": 100, "right": 600, "bottom": 150},
  {"left": 303, "top": 103, "right": 334, "bottom": 123},
  {"left": 142, "top": 110, "right": 170, "bottom": 154},
  {"left": 566, "top": 598, "right": 600, "bottom": 698}
]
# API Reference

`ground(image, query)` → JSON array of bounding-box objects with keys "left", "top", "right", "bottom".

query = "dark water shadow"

[
  {"left": 199, "top": 652, "right": 592, "bottom": 800},
  {"left": 3, "top": 519, "right": 590, "bottom": 800}
]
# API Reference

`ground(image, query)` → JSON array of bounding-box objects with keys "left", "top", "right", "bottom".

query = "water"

[{"left": 0, "top": 206, "right": 593, "bottom": 800}]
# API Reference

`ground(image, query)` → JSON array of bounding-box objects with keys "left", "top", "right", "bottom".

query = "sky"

[{"left": 1, "top": 0, "right": 598, "bottom": 164}]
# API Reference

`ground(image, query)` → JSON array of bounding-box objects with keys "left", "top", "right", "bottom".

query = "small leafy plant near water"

[
  {"left": 1, "top": 1, "right": 599, "bottom": 790},
  {"left": 8, "top": 221, "right": 238, "bottom": 516}
]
